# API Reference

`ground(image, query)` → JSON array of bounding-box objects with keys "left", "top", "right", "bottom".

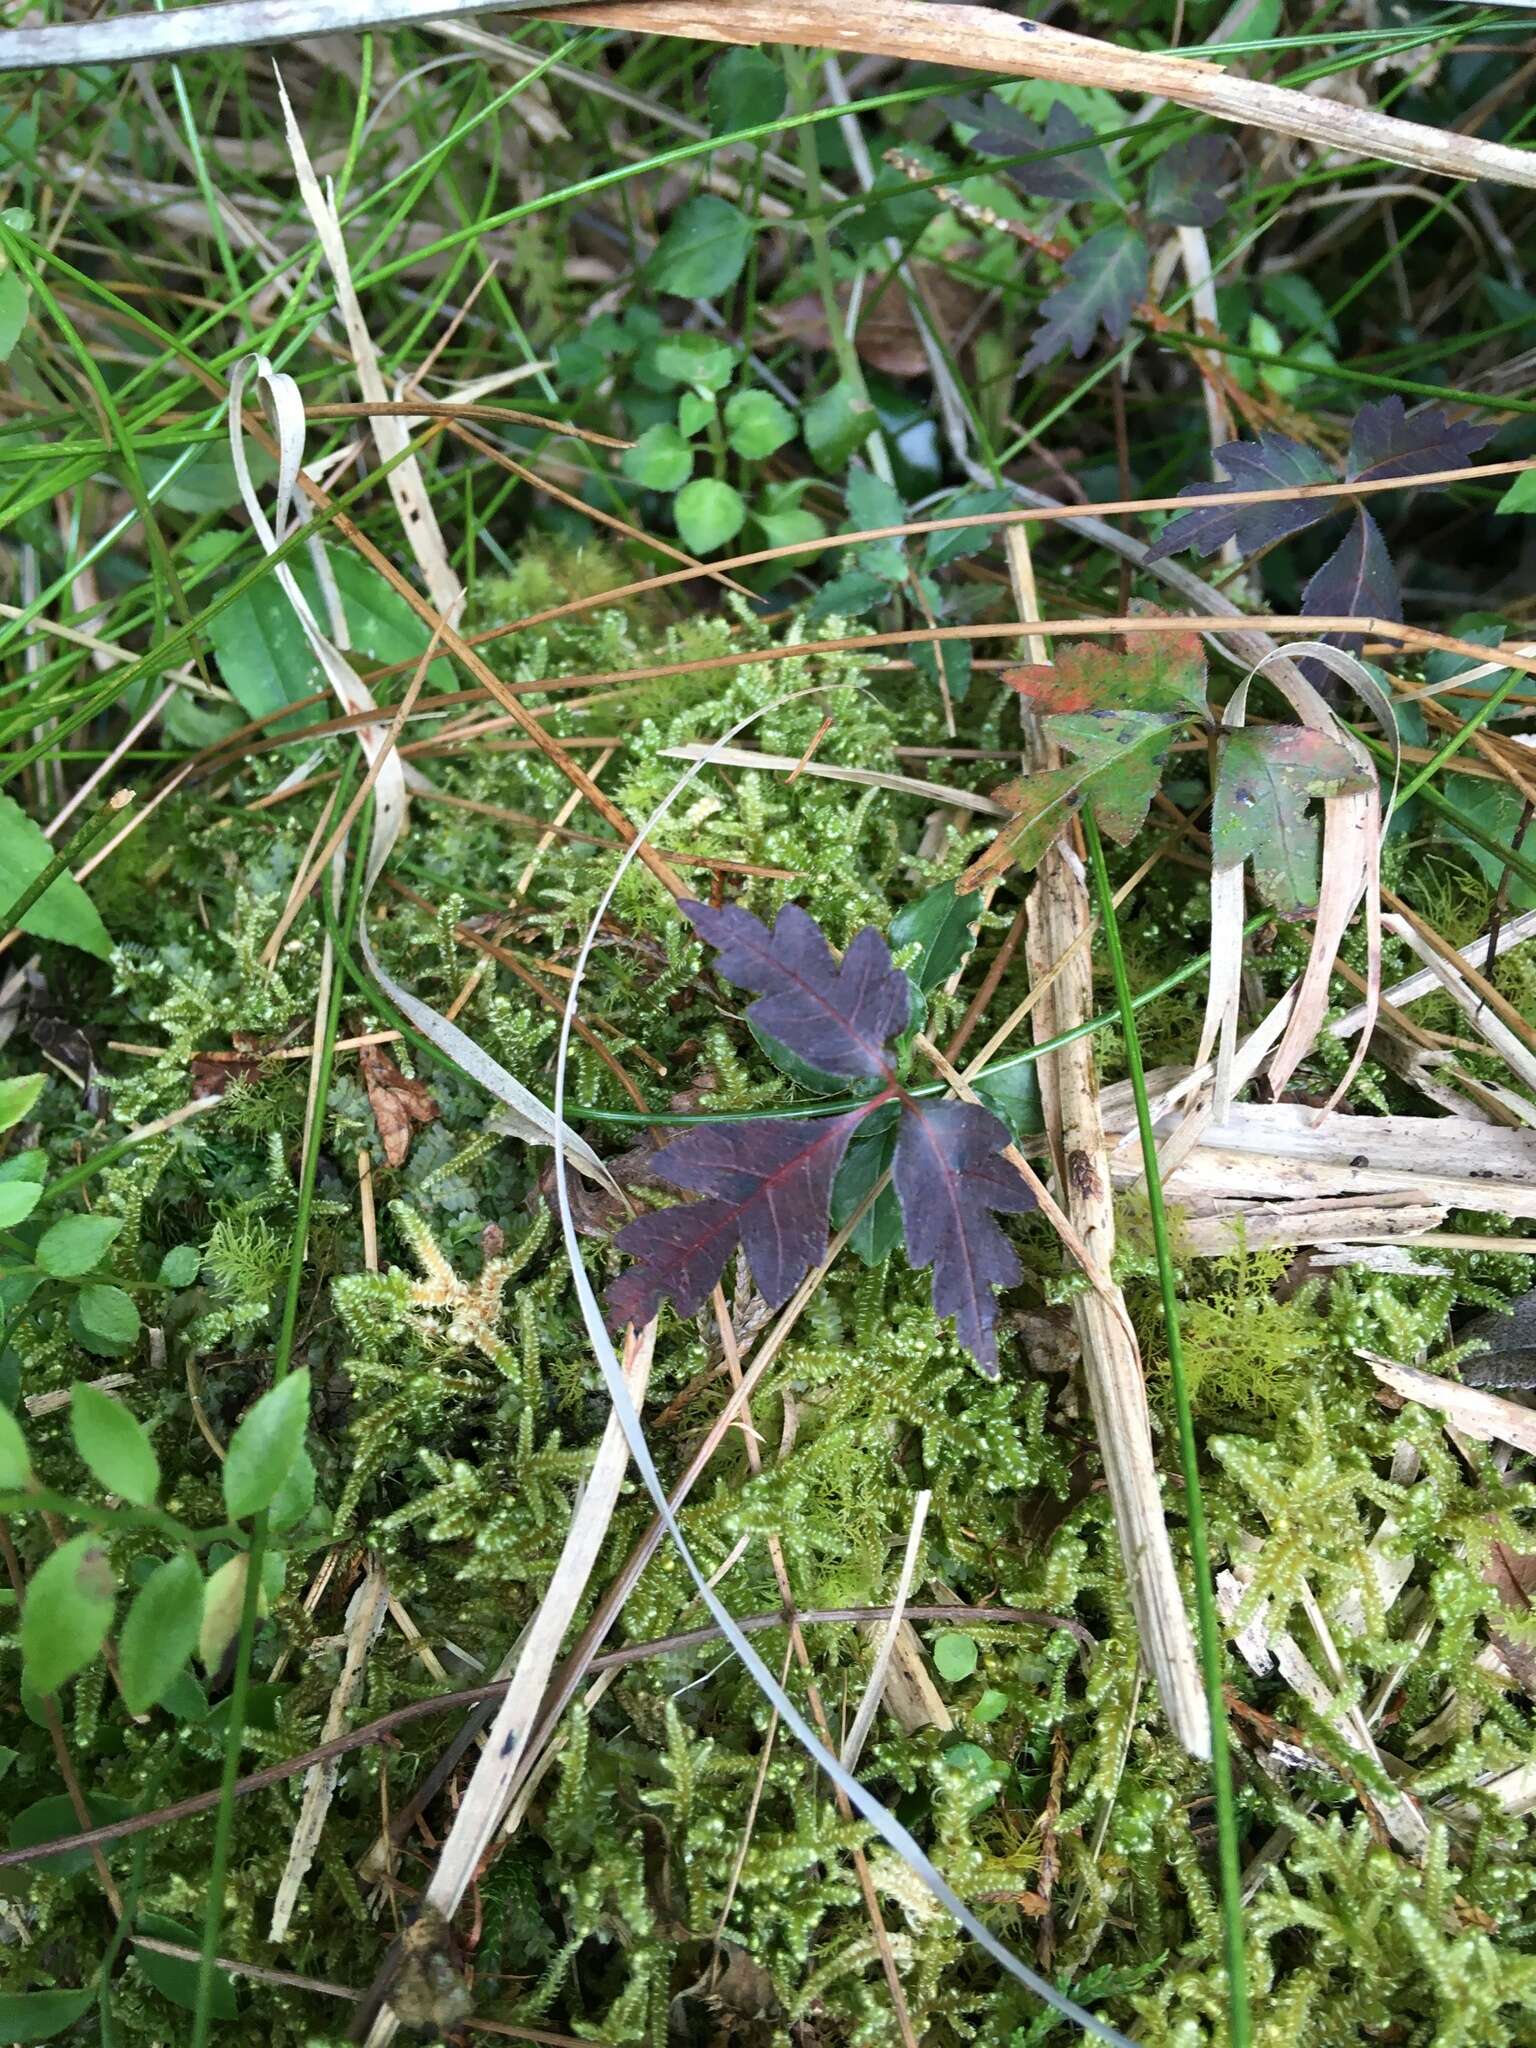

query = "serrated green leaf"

[
  {"left": 223, "top": 1369, "right": 311, "bottom": 1521},
  {"left": 1022, "top": 224, "right": 1147, "bottom": 374},
  {"left": 0, "top": 1990, "right": 96, "bottom": 2041},
  {"left": 674, "top": 477, "right": 745, "bottom": 556},
  {"left": 723, "top": 387, "right": 795, "bottom": 459},
  {"left": 70, "top": 1381, "right": 158, "bottom": 1505},
  {"left": 958, "top": 765, "right": 1087, "bottom": 891},
  {"left": 0, "top": 793, "right": 112, "bottom": 959},
  {"left": 1212, "top": 725, "right": 1370, "bottom": 912},
  {"left": 648, "top": 195, "right": 752, "bottom": 299},
  {"left": 708, "top": 47, "right": 785, "bottom": 135},
  {"left": 35, "top": 1211, "right": 122, "bottom": 1278},
  {"left": 0, "top": 1179, "right": 41, "bottom": 1226},
  {"left": 890, "top": 882, "right": 982, "bottom": 992},
  {"left": 1045, "top": 709, "right": 1180, "bottom": 845},
  {"left": 157, "top": 1244, "right": 201, "bottom": 1288},
  {"left": 119, "top": 1554, "right": 203, "bottom": 1713},
  {"left": 69, "top": 1284, "right": 140, "bottom": 1357},
  {"left": 0, "top": 1073, "right": 44, "bottom": 1132},
  {"left": 924, "top": 489, "right": 1012, "bottom": 570},
  {"left": 20, "top": 1532, "right": 115, "bottom": 1695},
  {"left": 1499, "top": 469, "right": 1536, "bottom": 514},
  {"left": 621, "top": 423, "right": 694, "bottom": 492}
]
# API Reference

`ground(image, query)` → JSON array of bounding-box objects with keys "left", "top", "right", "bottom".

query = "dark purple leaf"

[
  {"left": 1346, "top": 397, "right": 1499, "bottom": 485},
  {"left": 1022, "top": 225, "right": 1147, "bottom": 374},
  {"left": 892, "top": 1101, "right": 1034, "bottom": 1374},
  {"left": 1146, "top": 136, "right": 1235, "bottom": 229},
  {"left": 1146, "top": 432, "right": 1334, "bottom": 562},
  {"left": 942, "top": 96, "right": 1118, "bottom": 207},
  {"left": 1300, "top": 508, "right": 1402, "bottom": 654},
  {"left": 608, "top": 1110, "right": 866, "bottom": 1327},
  {"left": 684, "top": 900, "right": 909, "bottom": 1081}
]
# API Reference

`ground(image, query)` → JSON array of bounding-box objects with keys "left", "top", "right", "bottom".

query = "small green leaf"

[
  {"left": 1499, "top": 469, "right": 1536, "bottom": 514},
  {"left": 199, "top": 1552, "right": 256, "bottom": 1670},
  {"left": 0, "top": 1073, "right": 44, "bottom": 1131},
  {"left": 119, "top": 1555, "right": 204, "bottom": 1713},
  {"left": 1213, "top": 725, "right": 1369, "bottom": 912},
  {"left": 157, "top": 1244, "right": 201, "bottom": 1288},
  {"left": 972, "top": 1687, "right": 1010, "bottom": 1724},
  {"left": 677, "top": 390, "right": 716, "bottom": 437},
  {"left": 803, "top": 378, "right": 872, "bottom": 473},
  {"left": 708, "top": 47, "right": 786, "bottom": 136},
  {"left": 20, "top": 1532, "right": 115, "bottom": 1695},
  {"left": 924, "top": 488, "right": 1012, "bottom": 570},
  {"left": 70, "top": 1381, "right": 158, "bottom": 1506},
  {"left": 268, "top": 1445, "right": 316, "bottom": 1532},
  {"left": 35, "top": 1211, "right": 122, "bottom": 1278},
  {"left": 0, "top": 793, "right": 112, "bottom": 959},
  {"left": 933, "top": 1630, "right": 979, "bottom": 1682},
  {"left": 134, "top": 1913, "right": 240, "bottom": 2019},
  {"left": 648, "top": 194, "right": 753, "bottom": 300},
  {"left": 0, "top": 269, "right": 28, "bottom": 363},
  {"left": 974, "top": 1061, "right": 1043, "bottom": 1144},
  {"left": 0, "top": 1179, "right": 41, "bottom": 1226},
  {"left": 621, "top": 423, "right": 695, "bottom": 492},
  {"left": 8, "top": 1793, "right": 135, "bottom": 1878},
  {"left": 69, "top": 1284, "right": 141, "bottom": 1357},
  {"left": 674, "top": 478, "right": 746, "bottom": 556},
  {"left": 0, "top": 1403, "right": 29, "bottom": 1489},
  {"left": 0, "top": 1990, "right": 96, "bottom": 2041},
  {"left": 223, "top": 1369, "right": 311, "bottom": 1521},
  {"left": 723, "top": 387, "right": 795, "bottom": 459},
  {"left": 890, "top": 882, "right": 982, "bottom": 992},
  {"left": 651, "top": 331, "right": 735, "bottom": 392}
]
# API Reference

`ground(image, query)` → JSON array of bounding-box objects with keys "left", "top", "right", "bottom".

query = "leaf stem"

[{"left": 1082, "top": 809, "right": 1251, "bottom": 2048}]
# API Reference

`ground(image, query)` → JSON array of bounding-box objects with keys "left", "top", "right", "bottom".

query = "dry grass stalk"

[
  {"left": 1008, "top": 529, "right": 1209, "bottom": 1762},
  {"left": 539, "top": 0, "right": 1536, "bottom": 189}
]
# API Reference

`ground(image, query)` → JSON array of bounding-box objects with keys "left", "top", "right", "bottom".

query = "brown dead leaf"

[
  {"left": 1485, "top": 1537, "right": 1536, "bottom": 1691},
  {"left": 359, "top": 1044, "right": 438, "bottom": 1168},
  {"left": 770, "top": 260, "right": 983, "bottom": 380}
]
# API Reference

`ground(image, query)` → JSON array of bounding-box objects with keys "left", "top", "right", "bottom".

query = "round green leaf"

[
  {"left": 972, "top": 1687, "right": 1010, "bottom": 1724},
  {"left": 724, "top": 388, "right": 795, "bottom": 460},
  {"left": 620, "top": 423, "right": 695, "bottom": 493},
  {"left": 0, "top": 1179, "right": 42, "bottom": 1226},
  {"left": 157, "top": 1245, "right": 201, "bottom": 1288},
  {"left": 119, "top": 1554, "right": 204, "bottom": 1714},
  {"left": 35, "top": 1211, "right": 122, "bottom": 1278},
  {"left": 933, "top": 1630, "right": 979, "bottom": 1682},
  {"left": 0, "top": 1402, "right": 29, "bottom": 1489},
  {"left": 0, "top": 1990, "right": 96, "bottom": 2041},
  {"left": 223, "top": 1369, "right": 311, "bottom": 1521},
  {"left": 70, "top": 1381, "right": 159, "bottom": 1505},
  {"left": 69, "top": 1284, "right": 140, "bottom": 1357},
  {"left": 674, "top": 478, "right": 746, "bottom": 557},
  {"left": 651, "top": 330, "right": 735, "bottom": 392},
  {"left": 677, "top": 391, "right": 716, "bottom": 438},
  {"left": 648, "top": 195, "right": 753, "bottom": 300},
  {"left": 0, "top": 1072, "right": 44, "bottom": 1132},
  {"left": 20, "top": 1532, "right": 115, "bottom": 1696},
  {"left": 708, "top": 48, "right": 786, "bottom": 136}
]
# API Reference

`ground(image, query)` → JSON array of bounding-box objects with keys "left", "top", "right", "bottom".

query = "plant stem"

[
  {"left": 0, "top": 788, "right": 133, "bottom": 934},
  {"left": 1082, "top": 809, "right": 1251, "bottom": 2048}
]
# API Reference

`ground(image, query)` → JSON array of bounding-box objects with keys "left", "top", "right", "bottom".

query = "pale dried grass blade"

[
  {"left": 841, "top": 1490, "right": 931, "bottom": 1773},
  {"left": 1365, "top": 1353, "right": 1536, "bottom": 1459}
]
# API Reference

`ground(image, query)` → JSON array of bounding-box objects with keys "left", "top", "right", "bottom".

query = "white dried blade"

[
  {"left": 841, "top": 1490, "right": 930, "bottom": 1773},
  {"left": 228, "top": 354, "right": 613, "bottom": 1189},
  {"left": 1383, "top": 915, "right": 1536, "bottom": 1099},
  {"left": 1174, "top": 1193, "right": 1446, "bottom": 1258},
  {"left": 1365, "top": 1353, "right": 1536, "bottom": 1459},
  {"left": 658, "top": 742, "right": 1010, "bottom": 814},
  {"left": 269, "top": 1558, "right": 390, "bottom": 1941},
  {"left": 1333, "top": 905, "right": 1536, "bottom": 1037},
  {"left": 274, "top": 69, "right": 463, "bottom": 624}
]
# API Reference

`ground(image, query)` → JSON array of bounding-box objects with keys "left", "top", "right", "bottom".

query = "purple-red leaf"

[
  {"left": 1146, "top": 135, "right": 1235, "bottom": 229},
  {"left": 1022, "top": 225, "right": 1147, "bottom": 374},
  {"left": 1146, "top": 431, "right": 1334, "bottom": 562},
  {"left": 684, "top": 899, "right": 908, "bottom": 1081},
  {"left": 1300, "top": 508, "right": 1402, "bottom": 651},
  {"left": 1346, "top": 397, "right": 1498, "bottom": 485},
  {"left": 608, "top": 1110, "right": 866, "bottom": 1328},
  {"left": 892, "top": 1101, "right": 1035, "bottom": 1374}
]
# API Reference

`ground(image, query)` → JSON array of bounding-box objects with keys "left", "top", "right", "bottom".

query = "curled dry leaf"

[{"left": 359, "top": 1043, "right": 439, "bottom": 1167}]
